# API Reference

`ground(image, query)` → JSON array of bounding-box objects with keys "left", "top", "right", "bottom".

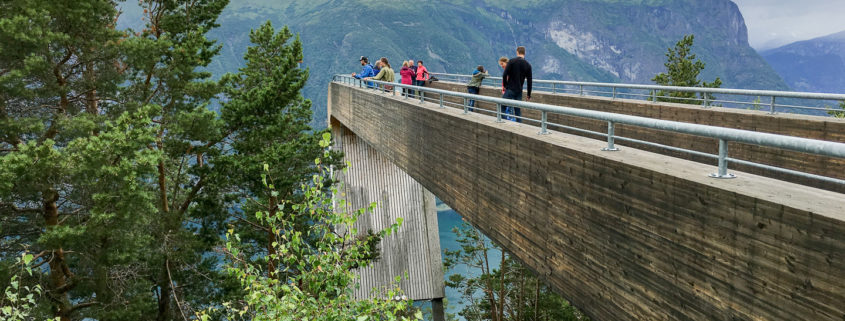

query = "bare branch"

[{"left": 166, "top": 258, "right": 190, "bottom": 321}]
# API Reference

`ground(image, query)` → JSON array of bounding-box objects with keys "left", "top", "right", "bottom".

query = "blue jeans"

[
  {"left": 467, "top": 86, "right": 480, "bottom": 111},
  {"left": 502, "top": 89, "right": 523, "bottom": 122}
]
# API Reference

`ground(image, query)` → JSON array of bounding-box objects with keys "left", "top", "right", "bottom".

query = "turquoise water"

[{"left": 435, "top": 198, "right": 502, "bottom": 320}]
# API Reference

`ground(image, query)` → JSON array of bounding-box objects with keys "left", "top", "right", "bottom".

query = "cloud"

[{"left": 732, "top": 0, "right": 845, "bottom": 50}]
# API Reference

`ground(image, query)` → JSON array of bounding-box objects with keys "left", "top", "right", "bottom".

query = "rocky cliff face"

[
  {"left": 485, "top": 0, "right": 782, "bottom": 88},
  {"left": 761, "top": 30, "right": 845, "bottom": 93},
  {"left": 192, "top": 0, "right": 788, "bottom": 126}
]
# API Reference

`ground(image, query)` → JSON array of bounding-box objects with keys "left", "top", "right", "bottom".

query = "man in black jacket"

[{"left": 501, "top": 46, "right": 533, "bottom": 123}]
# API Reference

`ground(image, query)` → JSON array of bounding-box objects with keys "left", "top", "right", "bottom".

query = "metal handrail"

[
  {"left": 432, "top": 72, "right": 845, "bottom": 101},
  {"left": 431, "top": 72, "right": 845, "bottom": 114},
  {"left": 332, "top": 74, "right": 845, "bottom": 183}
]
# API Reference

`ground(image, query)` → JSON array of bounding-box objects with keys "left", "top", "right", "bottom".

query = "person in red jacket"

[
  {"left": 415, "top": 60, "right": 429, "bottom": 88},
  {"left": 400, "top": 61, "right": 415, "bottom": 98}
]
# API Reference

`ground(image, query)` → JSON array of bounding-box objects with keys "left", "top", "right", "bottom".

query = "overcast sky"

[{"left": 732, "top": 0, "right": 845, "bottom": 51}]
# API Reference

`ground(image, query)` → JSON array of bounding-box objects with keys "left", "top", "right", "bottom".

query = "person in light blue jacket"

[{"left": 352, "top": 56, "right": 376, "bottom": 87}]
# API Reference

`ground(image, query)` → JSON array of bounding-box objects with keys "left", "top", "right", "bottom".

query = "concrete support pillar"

[
  {"left": 431, "top": 298, "right": 446, "bottom": 321},
  {"left": 330, "top": 117, "right": 446, "bottom": 304}
]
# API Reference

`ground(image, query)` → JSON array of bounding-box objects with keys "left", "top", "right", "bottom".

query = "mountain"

[
  {"left": 122, "top": 0, "right": 788, "bottom": 127},
  {"left": 761, "top": 30, "right": 845, "bottom": 93}
]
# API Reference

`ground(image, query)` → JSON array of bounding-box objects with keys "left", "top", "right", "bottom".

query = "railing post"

[
  {"left": 579, "top": 84, "right": 584, "bottom": 96},
  {"left": 496, "top": 103, "right": 503, "bottom": 123},
  {"left": 770, "top": 96, "right": 776, "bottom": 114},
  {"left": 463, "top": 97, "right": 468, "bottom": 114},
  {"left": 703, "top": 92, "right": 709, "bottom": 107},
  {"left": 420, "top": 91, "right": 424, "bottom": 104},
  {"left": 539, "top": 111, "right": 549, "bottom": 135},
  {"left": 393, "top": 84, "right": 396, "bottom": 96},
  {"left": 439, "top": 94, "right": 444, "bottom": 108},
  {"left": 552, "top": 83, "right": 556, "bottom": 94},
  {"left": 709, "top": 139, "right": 736, "bottom": 179},
  {"left": 612, "top": 87, "right": 617, "bottom": 100},
  {"left": 651, "top": 90, "right": 657, "bottom": 103},
  {"left": 602, "top": 121, "right": 620, "bottom": 151}
]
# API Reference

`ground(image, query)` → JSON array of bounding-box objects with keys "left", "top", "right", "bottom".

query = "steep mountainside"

[
  {"left": 761, "top": 30, "right": 845, "bottom": 93},
  {"left": 123, "top": 0, "right": 787, "bottom": 127}
]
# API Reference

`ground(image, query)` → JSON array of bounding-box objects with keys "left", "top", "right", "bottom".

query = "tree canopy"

[
  {"left": 652, "top": 34, "right": 722, "bottom": 105},
  {"left": 0, "top": 1, "right": 409, "bottom": 320}
]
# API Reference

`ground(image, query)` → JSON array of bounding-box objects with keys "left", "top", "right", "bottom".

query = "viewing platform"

[{"left": 328, "top": 74, "right": 845, "bottom": 321}]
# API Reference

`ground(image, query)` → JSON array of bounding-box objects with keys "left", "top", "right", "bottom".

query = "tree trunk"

[
  {"left": 266, "top": 196, "right": 278, "bottom": 278},
  {"left": 84, "top": 62, "right": 98, "bottom": 115},
  {"left": 157, "top": 264, "right": 171, "bottom": 321},
  {"left": 534, "top": 278, "right": 540, "bottom": 320},
  {"left": 498, "top": 250, "right": 507, "bottom": 321},
  {"left": 44, "top": 189, "right": 71, "bottom": 321},
  {"left": 482, "top": 242, "right": 498, "bottom": 321},
  {"left": 518, "top": 267, "right": 525, "bottom": 321}
]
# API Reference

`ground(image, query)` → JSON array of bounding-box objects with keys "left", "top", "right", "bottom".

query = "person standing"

[
  {"left": 497, "top": 56, "right": 514, "bottom": 121},
  {"left": 465, "top": 65, "right": 488, "bottom": 111},
  {"left": 408, "top": 60, "right": 418, "bottom": 78},
  {"left": 415, "top": 60, "right": 429, "bottom": 88},
  {"left": 365, "top": 57, "right": 395, "bottom": 92},
  {"left": 400, "top": 61, "right": 414, "bottom": 97},
  {"left": 407, "top": 60, "right": 417, "bottom": 98},
  {"left": 373, "top": 60, "right": 382, "bottom": 76},
  {"left": 352, "top": 56, "right": 376, "bottom": 87},
  {"left": 497, "top": 57, "right": 508, "bottom": 93},
  {"left": 502, "top": 46, "right": 532, "bottom": 123}
]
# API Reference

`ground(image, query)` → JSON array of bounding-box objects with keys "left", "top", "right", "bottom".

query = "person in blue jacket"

[{"left": 352, "top": 56, "right": 376, "bottom": 87}]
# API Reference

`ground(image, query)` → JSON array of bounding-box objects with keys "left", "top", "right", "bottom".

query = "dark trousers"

[
  {"left": 466, "top": 86, "right": 480, "bottom": 111},
  {"left": 402, "top": 87, "right": 413, "bottom": 98},
  {"left": 502, "top": 89, "right": 523, "bottom": 122}
]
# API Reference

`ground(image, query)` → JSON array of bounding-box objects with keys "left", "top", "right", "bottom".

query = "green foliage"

[
  {"left": 749, "top": 96, "right": 763, "bottom": 111},
  {"left": 0, "top": 253, "right": 58, "bottom": 321},
  {"left": 211, "top": 20, "right": 346, "bottom": 284},
  {"left": 196, "top": 134, "right": 420, "bottom": 320},
  {"left": 1, "top": 0, "right": 362, "bottom": 319},
  {"left": 652, "top": 34, "right": 722, "bottom": 105},
  {"left": 443, "top": 222, "right": 590, "bottom": 321},
  {"left": 827, "top": 101, "right": 845, "bottom": 118}
]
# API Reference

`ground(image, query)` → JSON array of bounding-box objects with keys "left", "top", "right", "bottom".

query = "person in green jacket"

[
  {"left": 466, "top": 65, "right": 488, "bottom": 111},
  {"left": 366, "top": 57, "right": 395, "bottom": 92}
]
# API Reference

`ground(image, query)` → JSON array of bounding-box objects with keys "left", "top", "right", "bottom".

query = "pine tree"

[
  {"left": 213, "top": 21, "right": 348, "bottom": 279},
  {"left": 3, "top": 1, "right": 388, "bottom": 319},
  {"left": 119, "top": 1, "right": 233, "bottom": 319},
  {"left": 1, "top": 1, "right": 161, "bottom": 319},
  {"left": 652, "top": 34, "right": 722, "bottom": 105}
]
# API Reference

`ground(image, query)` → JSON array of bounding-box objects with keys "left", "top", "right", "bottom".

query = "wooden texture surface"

[
  {"left": 429, "top": 81, "right": 845, "bottom": 192},
  {"left": 331, "top": 118, "right": 445, "bottom": 301},
  {"left": 329, "top": 82, "right": 845, "bottom": 321}
]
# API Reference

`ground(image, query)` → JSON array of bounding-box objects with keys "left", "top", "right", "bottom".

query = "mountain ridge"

[
  {"left": 121, "top": 0, "right": 789, "bottom": 126},
  {"left": 761, "top": 29, "right": 845, "bottom": 93}
]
